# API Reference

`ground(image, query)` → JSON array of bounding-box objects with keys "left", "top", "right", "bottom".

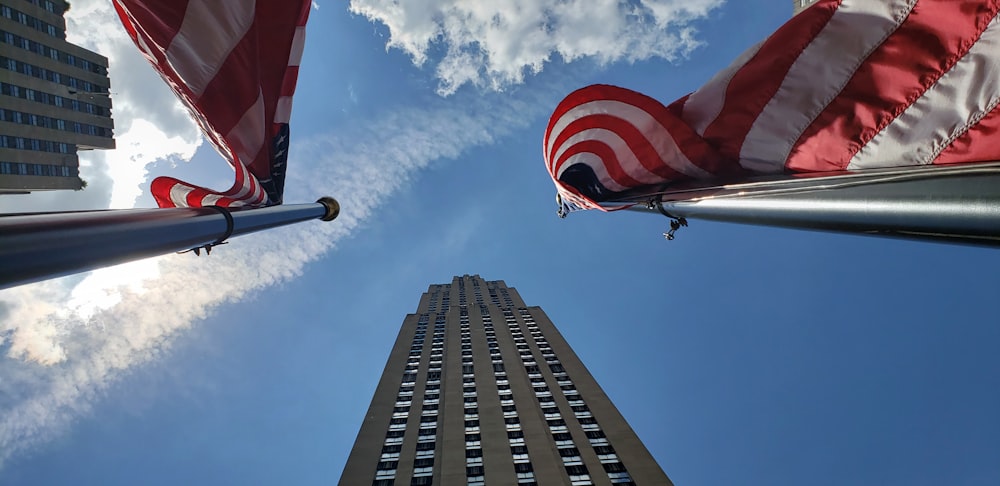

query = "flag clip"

[
  {"left": 649, "top": 199, "right": 688, "bottom": 241},
  {"left": 178, "top": 206, "right": 235, "bottom": 256}
]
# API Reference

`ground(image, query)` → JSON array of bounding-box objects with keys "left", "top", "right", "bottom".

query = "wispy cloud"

[{"left": 350, "top": 0, "right": 725, "bottom": 95}]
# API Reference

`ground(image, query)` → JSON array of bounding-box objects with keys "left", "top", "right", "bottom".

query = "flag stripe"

[
  {"left": 788, "top": 0, "right": 998, "bottom": 172},
  {"left": 225, "top": 91, "right": 267, "bottom": 175},
  {"left": 165, "top": 0, "right": 256, "bottom": 97},
  {"left": 935, "top": 102, "right": 1000, "bottom": 164},
  {"left": 681, "top": 39, "right": 764, "bottom": 136},
  {"left": 740, "top": 0, "right": 917, "bottom": 173},
  {"left": 849, "top": 13, "right": 1000, "bottom": 169},
  {"left": 116, "top": 0, "right": 188, "bottom": 55},
  {"left": 700, "top": 0, "right": 840, "bottom": 160}
]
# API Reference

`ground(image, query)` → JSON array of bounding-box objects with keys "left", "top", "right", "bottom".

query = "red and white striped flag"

[
  {"left": 114, "top": 0, "right": 310, "bottom": 208},
  {"left": 546, "top": 0, "right": 1000, "bottom": 211}
]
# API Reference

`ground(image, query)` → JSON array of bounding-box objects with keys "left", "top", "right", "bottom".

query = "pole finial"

[{"left": 317, "top": 197, "right": 340, "bottom": 221}]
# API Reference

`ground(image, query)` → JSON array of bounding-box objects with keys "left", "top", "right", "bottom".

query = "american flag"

[
  {"left": 545, "top": 0, "right": 1000, "bottom": 211},
  {"left": 113, "top": 0, "right": 310, "bottom": 208}
]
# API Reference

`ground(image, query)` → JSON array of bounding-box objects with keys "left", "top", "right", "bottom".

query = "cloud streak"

[{"left": 350, "top": 0, "right": 725, "bottom": 95}]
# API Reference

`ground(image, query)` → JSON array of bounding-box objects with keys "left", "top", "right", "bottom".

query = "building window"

[
  {"left": 607, "top": 471, "right": 633, "bottom": 484},
  {"left": 410, "top": 476, "right": 432, "bottom": 486}
]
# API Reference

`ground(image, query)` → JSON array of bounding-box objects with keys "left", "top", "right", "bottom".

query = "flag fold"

[{"left": 114, "top": 0, "right": 310, "bottom": 208}]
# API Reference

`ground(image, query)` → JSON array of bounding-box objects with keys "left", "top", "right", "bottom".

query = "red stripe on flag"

[
  {"left": 701, "top": 0, "right": 840, "bottom": 160},
  {"left": 114, "top": 0, "right": 188, "bottom": 53},
  {"left": 788, "top": 0, "right": 999, "bottom": 172}
]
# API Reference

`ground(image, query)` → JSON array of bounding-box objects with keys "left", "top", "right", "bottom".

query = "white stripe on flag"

[
  {"left": 230, "top": 160, "right": 255, "bottom": 200},
  {"left": 275, "top": 96, "right": 293, "bottom": 124},
  {"left": 740, "top": 0, "right": 917, "bottom": 173},
  {"left": 226, "top": 90, "right": 267, "bottom": 175},
  {"left": 289, "top": 26, "right": 306, "bottom": 66},
  {"left": 548, "top": 100, "right": 711, "bottom": 179},
  {"left": 849, "top": 13, "right": 1000, "bottom": 169},
  {"left": 169, "top": 184, "right": 194, "bottom": 207},
  {"left": 200, "top": 194, "right": 224, "bottom": 206},
  {"left": 165, "top": 0, "right": 256, "bottom": 96},
  {"left": 682, "top": 40, "right": 764, "bottom": 136}
]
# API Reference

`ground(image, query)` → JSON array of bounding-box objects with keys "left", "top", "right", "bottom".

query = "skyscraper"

[
  {"left": 340, "top": 275, "right": 671, "bottom": 486},
  {"left": 0, "top": 0, "right": 115, "bottom": 194}
]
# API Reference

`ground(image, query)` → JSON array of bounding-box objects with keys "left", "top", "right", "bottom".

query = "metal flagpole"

[
  {"left": 623, "top": 166, "right": 1000, "bottom": 248},
  {"left": 0, "top": 197, "right": 340, "bottom": 290}
]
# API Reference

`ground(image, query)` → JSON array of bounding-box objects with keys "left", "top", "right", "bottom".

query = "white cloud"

[{"left": 350, "top": 0, "right": 724, "bottom": 95}]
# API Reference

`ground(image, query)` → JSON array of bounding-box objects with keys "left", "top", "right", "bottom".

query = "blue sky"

[{"left": 1, "top": 1, "right": 999, "bottom": 485}]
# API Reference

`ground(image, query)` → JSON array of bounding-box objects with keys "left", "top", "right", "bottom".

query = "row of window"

[
  {"left": 2, "top": 54, "right": 108, "bottom": 94},
  {"left": 0, "top": 3, "right": 63, "bottom": 38},
  {"left": 0, "top": 160, "right": 74, "bottom": 176},
  {"left": 463, "top": 321, "right": 487, "bottom": 486},
  {"left": 0, "top": 134, "right": 70, "bottom": 153},
  {"left": 465, "top": 312, "right": 486, "bottom": 486},
  {"left": 22, "top": 0, "right": 60, "bottom": 14},
  {"left": 503, "top": 312, "right": 598, "bottom": 486},
  {"left": 517, "top": 309, "right": 636, "bottom": 486},
  {"left": 0, "top": 5, "right": 66, "bottom": 39},
  {"left": 0, "top": 107, "right": 112, "bottom": 137},
  {"left": 2, "top": 29, "right": 108, "bottom": 75},
  {"left": 377, "top": 314, "right": 445, "bottom": 486},
  {"left": 479, "top": 310, "right": 539, "bottom": 486},
  {"left": 1, "top": 81, "right": 109, "bottom": 117}
]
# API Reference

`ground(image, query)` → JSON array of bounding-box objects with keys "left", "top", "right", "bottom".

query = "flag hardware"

[
  {"left": 177, "top": 205, "right": 236, "bottom": 256},
  {"left": 650, "top": 200, "right": 688, "bottom": 241}
]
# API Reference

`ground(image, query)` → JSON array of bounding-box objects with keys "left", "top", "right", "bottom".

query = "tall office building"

[
  {"left": 793, "top": 0, "right": 820, "bottom": 15},
  {"left": 0, "top": 0, "right": 114, "bottom": 194},
  {"left": 340, "top": 276, "right": 670, "bottom": 486}
]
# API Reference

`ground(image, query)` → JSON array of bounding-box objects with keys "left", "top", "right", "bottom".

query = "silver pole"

[
  {"left": 628, "top": 169, "right": 1000, "bottom": 247},
  {"left": 0, "top": 197, "right": 340, "bottom": 289}
]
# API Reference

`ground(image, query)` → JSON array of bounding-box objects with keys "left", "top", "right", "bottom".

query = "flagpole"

[
  {"left": 624, "top": 168, "right": 1000, "bottom": 247},
  {"left": 0, "top": 197, "right": 340, "bottom": 290}
]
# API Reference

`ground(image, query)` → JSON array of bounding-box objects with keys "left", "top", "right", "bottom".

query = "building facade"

[
  {"left": 340, "top": 276, "right": 671, "bottom": 486},
  {"left": 0, "top": 0, "right": 114, "bottom": 194},
  {"left": 793, "top": 0, "right": 820, "bottom": 15}
]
